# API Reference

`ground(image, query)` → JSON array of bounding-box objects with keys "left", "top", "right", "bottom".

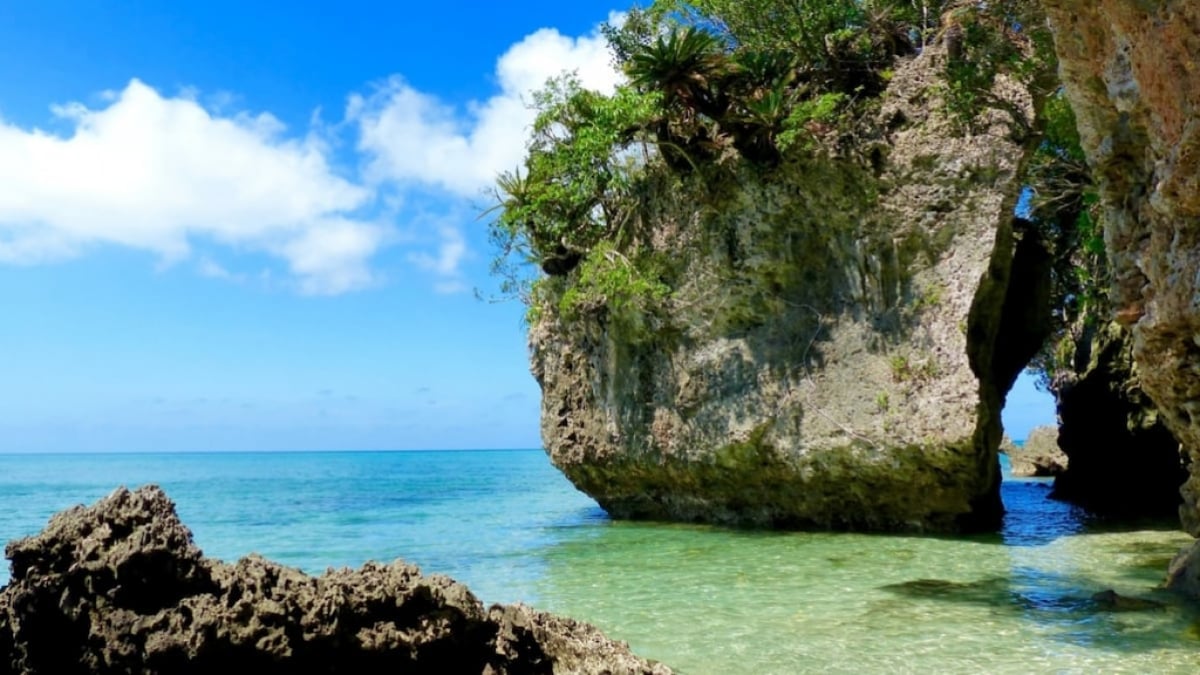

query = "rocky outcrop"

[
  {"left": 1044, "top": 0, "right": 1200, "bottom": 529},
  {"left": 1004, "top": 426, "right": 1067, "bottom": 478},
  {"left": 1049, "top": 321, "right": 1184, "bottom": 515},
  {"left": 531, "top": 46, "right": 1049, "bottom": 532},
  {"left": 1040, "top": 1, "right": 1200, "bottom": 592},
  {"left": 0, "top": 486, "right": 669, "bottom": 675}
]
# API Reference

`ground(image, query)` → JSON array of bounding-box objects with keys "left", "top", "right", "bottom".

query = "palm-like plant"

[
  {"left": 727, "top": 50, "right": 798, "bottom": 99},
  {"left": 724, "top": 85, "right": 794, "bottom": 164},
  {"left": 626, "top": 27, "right": 727, "bottom": 117}
]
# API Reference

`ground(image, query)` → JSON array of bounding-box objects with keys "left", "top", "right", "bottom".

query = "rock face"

[
  {"left": 1044, "top": 0, "right": 1200, "bottom": 530},
  {"left": 1004, "top": 426, "right": 1067, "bottom": 478},
  {"left": 1040, "top": 1, "right": 1200, "bottom": 592},
  {"left": 0, "top": 486, "right": 670, "bottom": 675},
  {"left": 1050, "top": 321, "right": 1185, "bottom": 515},
  {"left": 531, "top": 47, "right": 1049, "bottom": 532}
]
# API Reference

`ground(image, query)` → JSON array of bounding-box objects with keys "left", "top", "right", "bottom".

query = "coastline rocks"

[
  {"left": 532, "top": 45, "right": 1046, "bottom": 532},
  {"left": 0, "top": 486, "right": 670, "bottom": 675},
  {"left": 1166, "top": 544, "right": 1200, "bottom": 599},
  {"left": 1043, "top": 1, "right": 1200, "bottom": 534},
  {"left": 1003, "top": 427, "right": 1067, "bottom": 478},
  {"left": 1089, "top": 589, "right": 1165, "bottom": 612},
  {"left": 1042, "top": 0, "right": 1200, "bottom": 594}
]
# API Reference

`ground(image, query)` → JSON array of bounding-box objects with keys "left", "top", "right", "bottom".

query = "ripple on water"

[
  {"left": 531, "top": 479, "right": 1200, "bottom": 674},
  {"left": 1, "top": 453, "right": 1198, "bottom": 674}
]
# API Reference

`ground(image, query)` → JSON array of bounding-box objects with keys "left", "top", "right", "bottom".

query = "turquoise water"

[{"left": 1, "top": 450, "right": 1197, "bottom": 673}]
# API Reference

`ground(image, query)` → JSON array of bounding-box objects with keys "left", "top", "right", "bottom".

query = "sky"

[{"left": 0, "top": 1, "right": 1054, "bottom": 452}]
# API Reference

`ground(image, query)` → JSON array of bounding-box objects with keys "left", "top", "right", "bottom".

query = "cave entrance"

[
  {"left": 998, "top": 372, "right": 1057, "bottom": 480},
  {"left": 988, "top": 228, "right": 1186, "bottom": 519}
]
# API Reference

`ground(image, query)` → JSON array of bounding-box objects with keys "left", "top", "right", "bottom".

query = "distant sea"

[{"left": 2, "top": 450, "right": 1198, "bottom": 673}]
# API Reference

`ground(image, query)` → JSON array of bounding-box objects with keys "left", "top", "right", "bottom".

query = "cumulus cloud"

[
  {"left": 0, "top": 15, "right": 623, "bottom": 294},
  {"left": 408, "top": 225, "right": 468, "bottom": 294},
  {"left": 0, "top": 79, "right": 380, "bottom": 294},
  {"left": 350, "top": 18, "right": 623, "bottom": 197}
]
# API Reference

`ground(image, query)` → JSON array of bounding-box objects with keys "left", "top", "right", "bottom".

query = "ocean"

[{"left": 1, "top": 450, "right": 1197, "bottom": 673}]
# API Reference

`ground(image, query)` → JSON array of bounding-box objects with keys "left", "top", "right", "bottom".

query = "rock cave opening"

[
  {"left": 991, "top": 247, "right": 1187, "bottom": 521},
  {"left": 998, "top": 371, "right": 1057, "bottom": 473}
]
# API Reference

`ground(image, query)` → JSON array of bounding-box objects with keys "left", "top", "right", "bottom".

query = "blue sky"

[{"left": 0, "top": 1, "right": 1053, "bottom": 451}]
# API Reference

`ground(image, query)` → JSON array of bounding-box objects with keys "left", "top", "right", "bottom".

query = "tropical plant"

[
  {"left": 1023, "top": 90, "right": 1106, "bottom": 385},
  {"left": 626, "top": 27, "right": 727, "bottom": 115},
  {"left": 488, "top": 76, "right": 662, "bottom": 291}
]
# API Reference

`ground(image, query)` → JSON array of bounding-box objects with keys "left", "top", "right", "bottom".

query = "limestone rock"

[
  {"left": 1041, "top": 0, "right": 1200, "bottom": 595},
  {"left": 1004, "top": 426, "right": 1067, "bottom": 478},
  {"left": 1043, "top": 0, "right": 1200, "bottom": 535},
  {"left": 0, "top": 486, "right": 670, "bottom": 675},
  {"left": 531, "top": 46, "right": 1047, "bottom": 532},
  {"left": 1089, "top": 589, "right": 1165, "bottom": 612}
]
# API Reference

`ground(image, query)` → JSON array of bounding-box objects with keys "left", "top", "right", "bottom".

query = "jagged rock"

[
  {"left": 1041, "top": 0, "right": 1200, "bottom": 593},
  {"left": 531, "top": 45, "right": 1048, "bottom": 532},
  {"left": 1004, "top": 426, "right": 1067, "bottom": 478},
  {"left": 0, "top": 486, "right": 670, "bottom": 675},
  {"left": 1049, "top": 321, "right": 1184, "bottom": 515}
]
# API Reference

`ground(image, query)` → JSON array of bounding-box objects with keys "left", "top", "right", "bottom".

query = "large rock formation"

[
  {"left": 531, "top": 46, "right": 1050, "bottom": 532},
  {"left": 1050, "top": 321, "right": 1185, "bottom": 515},
  {"left": 1040, "top": 1, "right": 1200, "bottom": 592},
  {"left": 0, "top": 486, "right": 670, "bottom": 675}
]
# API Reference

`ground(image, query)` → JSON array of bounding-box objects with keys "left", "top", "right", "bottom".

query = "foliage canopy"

[{"left": 486, "top": 0, "right": 1091, "bottom": 348}]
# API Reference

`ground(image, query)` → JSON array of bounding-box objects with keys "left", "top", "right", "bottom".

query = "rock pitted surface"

[
  {"left": 1043, "top": 0, "right": 1200, "bottom": 532},
  {"left": 1003, "top": 427, "right": 1067, "bottom": 478},
  {"left": 1050, "top": 321, "right": 1184, "bottom": 516},
  {"left": 1041, "top": 0, "right": 1200, "bottom": 593},
  {"left": 0, "top": 486, "right": 670, "bottom": 675},
  {"left": 532, "top": 44, "right": 1047, "bottom": 533}
]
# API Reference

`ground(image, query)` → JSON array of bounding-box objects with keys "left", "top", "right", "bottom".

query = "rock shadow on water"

[
  {"left": 997, "top": 477, "right": 1183, "bottom": 547},
  {"left": 876, "top": 574, "right": 1200, "bottom": 652},
  {"left": 998, "top": 479, "right": 1090, "bottom": 547}
]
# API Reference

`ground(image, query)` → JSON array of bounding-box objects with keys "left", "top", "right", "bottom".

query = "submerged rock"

[
  {"left": 1004, "top": 427, "right": 1068, "bottom": 478},
  {"left": 1090, "top": 589, "right": 1165, "bottom": 612},
  {"left": 532, "top": 44, "right": 1047, "bottom": 532},
  {"left": 0, "top": 486, "right": 670, "bottom": 675}
]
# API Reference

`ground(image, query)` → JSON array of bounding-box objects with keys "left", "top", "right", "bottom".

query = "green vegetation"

[
  {"left": 486, "top": 0, "right": 1084, "bottom": 339},
  {"left": 890, "top": 353, "right": 941, "bottom": 383},
  {"left": 937, "top": 1, "right": 1056, "bottom": 129},
  {"left": 1023, "top": 89, "right": 1106, "bottom": 385}
]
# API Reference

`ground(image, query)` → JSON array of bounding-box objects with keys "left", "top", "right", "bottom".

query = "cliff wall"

[
  {"left": 1043, "top": 0, "right": 1200, "bottom": 528},
  {"left": 1041, "top": 0, "right": 1200, "bottom": 593},
  {"left": 1051, "top": 321, "right": 1184, "bottom": 516}
]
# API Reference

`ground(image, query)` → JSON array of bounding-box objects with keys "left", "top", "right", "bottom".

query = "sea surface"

[{"left": 1, "top": 450, "right": 1197, "bottom": 673}]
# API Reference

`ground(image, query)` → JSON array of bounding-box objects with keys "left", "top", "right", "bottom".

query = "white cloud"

[
  {"left": 0, "top": 79, "right": 381, "bottom": 294},
  {"left": 408, "top": 225, "right": 468, "bottom": 294},
  {"left": 350, "top": 18, "right": 623, "bottom": 198},
  {"left": 0, "top": 14, "right": 624, "bottom": 294}
]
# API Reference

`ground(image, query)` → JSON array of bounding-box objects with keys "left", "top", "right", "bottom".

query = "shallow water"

[{"left": 0, "top": 451, "right": 1196, "bottom": 673}]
